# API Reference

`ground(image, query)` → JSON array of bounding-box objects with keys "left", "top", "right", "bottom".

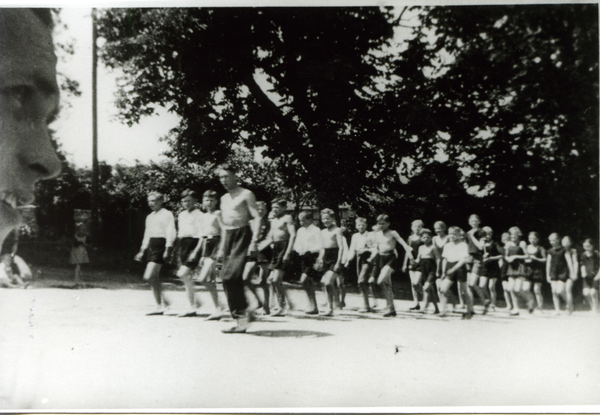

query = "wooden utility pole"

[{"left": 91, "top": 8, "right": 100, "bottom": 241}]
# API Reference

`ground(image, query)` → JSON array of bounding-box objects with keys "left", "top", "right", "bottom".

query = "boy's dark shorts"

[
  {"left": 445, "top": 261, "right": 467, "bottom": 283},
  {"left": 269, "top": 240, "right": 289, "bottom": 270},
  {"left": 145, "top": 238, "right": 167, "bottom": 264},
  {"left": 202, "top": 236, "right": 220, "bottom": 260},
  {"left": 322, "top": 247, "right": 340, "bottom": 272},
  {"left": 419, "top": 258, "right": 437, "bottom": 284},
  {"left": 300, "top": 251, "right": 319, "bottom": 275},
  {"left": 180, "top": 237, "right": 200, "bottom": 269}
]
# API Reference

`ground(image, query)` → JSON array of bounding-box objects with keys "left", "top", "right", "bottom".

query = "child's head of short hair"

[
  {"left": 434, "top": 221, "right": 447, "bottom": 231},
  {"left": 355, "top": 217, "right": 367, "bottom": 225},
  {"left": 421, "top": 228, "right": 432, "bottom": 237},
  {"left": 376, "top": 214, "right": 390, "bottom": 224},
  {"left": 411, "top": 219, "right": 424, "bottom": 233},
  {"left": 448, "top": 226, "right": 464, "bottom": 241},
  {"left": 203, "top": 190, "right": 218, "bottom": 200},
  {"left": 272, "top": 198, "right": 287, "bottom": 208},
  {"left": 148, "top": 191, "right": 164, "bottom": 200},
  {"left": 482, "top": 226, "right": 493, "bottom": 235},
  {"left": 181, "top": 189, "right": 199, "bottom": 200},
  {"left": 321, "top": 208, "right": 335, "bottom": 218},
  {"left": 508, "top": 226, "right": 522, "bottom": 238},
  {"left": 469, "top": 214, "right": 481, "bottom": 222},
  {"left": 299, "top": 211, "right": 313, "bottom": 222},
  {"left": 217, "top": 163, "right": 237, "bottom": 175},
  {"left": 501, "top": 232, "right": 510, "bottom": 243}
]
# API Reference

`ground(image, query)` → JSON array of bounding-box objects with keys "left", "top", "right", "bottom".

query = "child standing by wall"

[{"left": 70, "top": 222, "right": 90, "bottom": 285}]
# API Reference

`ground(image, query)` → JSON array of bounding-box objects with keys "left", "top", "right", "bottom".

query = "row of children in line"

[
  {"left": 138, "top": 188, "right": 599, "bottom": 319},
  {"left": 399, "top": 216, "right": 599, "bottom": 318}
]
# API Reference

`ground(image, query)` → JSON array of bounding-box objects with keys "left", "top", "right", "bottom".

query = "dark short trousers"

[
  {"left": 322, "top": 247, "right": 340, "bottom": 272},
  {"left": 419, "top": 258, "right": 437, "bottom": 284},
  {"left": 269, "top": 240, "right": 289, "bottom": 270},
  {"left": 202, "top": 236, "right": 220, "bottom": 259},
  {"left": 445, "top": 261, "right": 467, "bottom": 283},
  {"left": 247, "top": 245, "right": 272, "bottom": 264},
  {"left": 466, "top": 253, "right": 482, "bottom": 275},
  {"left": 500, "top": 261, "right": 509, "bottom": 281},
  {"left": 525, "top": 264, "right": 545, "bottom": 282},
  {"left": 479, "top": 259, "right": 499, "bottom": 278},
  {"left": 145, "top": 238, "right": 166, "bottom": 264},
  {"left": 582, "top": 276, "right": 598, "bottom": 290},
  {"left": 357, "top": 252, "right": 372, "bottom": 284},
  {"left": 300, "top": 251, "right": 319, "bottom": 275},
  {"left": 180, "top": 237, "right": 200, "bottom": 269},
  {"left": 506, "top": 262, "right": 526, "bottom": 278},
  {"left": 550, "top": 271, "right": 569, "bottom": 282},
  {"left": 370, "top": 252, "right": 396, "bottom": 279}
]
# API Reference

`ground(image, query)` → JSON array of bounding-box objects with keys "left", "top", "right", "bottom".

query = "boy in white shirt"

[
  {"left": 440, "top": 226, "right": 474, "bottom": 319},
  {"left": 134, "top": 192, "right": 176, "bottom": 315},
  {"left": 175, "top": 189, "right": 203, "bottom": 317},
  {"left": 293, "top": 211, "right": 323, "bottom": 314}
]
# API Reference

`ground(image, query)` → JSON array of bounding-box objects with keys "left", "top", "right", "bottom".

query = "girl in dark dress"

[
  {"left": 505, "top": 226, "right": 535, "bottom": 315},
  {"left": 580, "top": 238, "right": 599, "bottom": 313},
  {"left": 525, "top": 232, "right": 547, "bottom": 312}
]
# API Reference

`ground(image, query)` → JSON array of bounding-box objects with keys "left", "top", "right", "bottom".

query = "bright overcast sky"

[{"left": 52, "top": 8, "right": 180, "bottom": 168}]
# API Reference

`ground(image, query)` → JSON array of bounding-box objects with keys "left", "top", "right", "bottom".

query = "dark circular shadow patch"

[{"left": 248, "top": 330, "right": 332, "bottom": 338}]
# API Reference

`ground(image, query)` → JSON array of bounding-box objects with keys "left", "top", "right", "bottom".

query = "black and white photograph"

[{"left": 0, "top": 0, "right": 598, "bottom": 411}]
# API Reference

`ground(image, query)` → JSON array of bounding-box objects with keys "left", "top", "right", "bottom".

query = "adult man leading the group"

[{"left": 216, "top": 164, "right": 261, "bottom": 333}]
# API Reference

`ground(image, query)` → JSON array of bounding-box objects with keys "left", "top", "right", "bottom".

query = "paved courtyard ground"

[{"left": 1, "top": 279, "right": 599, "bottom": 411}]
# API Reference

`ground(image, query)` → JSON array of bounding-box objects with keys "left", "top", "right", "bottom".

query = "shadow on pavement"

[{"left": 247, "top": 330, "right": 332, "bottom": 338}]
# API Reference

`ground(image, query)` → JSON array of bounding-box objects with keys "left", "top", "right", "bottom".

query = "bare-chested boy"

[
  {"left": 242, "top": 201, "right": 271, "bottom": 314},
  {"left": 345, "top": 217, "right": 375, "bottom": 312},
  {"left": 264, "top": 199, "right": 296, "bottom": 316},
  {"left": 368, "top": 214, "right": 414, "bottom": 317},
  {"left": 293, "top": 211, "right": 324, "bottom": 314},
  {"left": 217, "top": 165, "right": 260, "bottom": 333},
  {"left": 318, "top": 208, "right": 344, "bottom": 316},
  {"left": 188, "top": 190, "right": 224, "bottom": 320}
]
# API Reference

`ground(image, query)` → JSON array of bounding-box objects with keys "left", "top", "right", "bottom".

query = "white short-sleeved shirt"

[
  {"left": 142, "top": 208, "right": 176, "bottom": 249},
  {"left": 294, "top": 224, "right": 322, "bottom": 255},
  {"left": 442, "top": 242, "right": 469, "bottom": 263},
  {"left": 177, "top": 209, "right": 203, "bottom": 239}
]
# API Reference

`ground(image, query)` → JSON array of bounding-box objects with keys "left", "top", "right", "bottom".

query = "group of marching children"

[
  {"left": 137, "top": 187, "right": 599, "bottom": 319},
  {"left": 372, "top": 214, "right": 599, "bottom": 319}
]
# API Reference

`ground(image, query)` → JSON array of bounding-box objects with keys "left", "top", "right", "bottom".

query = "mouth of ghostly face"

[{"left": 0, "top": 191, "right": 33, "bottom": 211}]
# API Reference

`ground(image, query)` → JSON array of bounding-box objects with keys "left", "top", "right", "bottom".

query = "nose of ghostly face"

[{"left": 19, "top": 128, "right": 62, "bottom": 181}]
